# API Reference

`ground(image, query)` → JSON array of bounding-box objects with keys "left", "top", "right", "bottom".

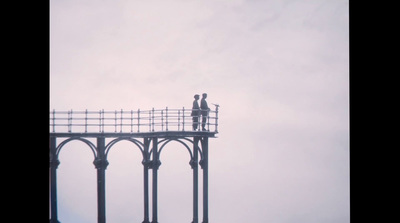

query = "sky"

[{"left": 50, "top": 0, "right": 349, "bottom": 222}]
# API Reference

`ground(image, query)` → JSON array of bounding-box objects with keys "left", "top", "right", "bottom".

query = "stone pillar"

[
  {"left": 94, "top": 137, "right": 109, "bottom": 223},
  {"left": 49, "top": 136, "right": 60, "bottom": 223}
]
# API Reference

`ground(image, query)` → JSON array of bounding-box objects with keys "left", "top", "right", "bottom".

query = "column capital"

[
  {"left": 190, "top": 159, "right": 198, "bottom": 169},
  {"left": 142, "top": 159, "right": 150, "bottom": 167},
  {"left": 148, "top": 160, "right": 161, "bottom": 169},
  {"left": 93, "top": 158, "right": 109, "bottom": 169},
  {"left": 49, "top": 159, "right": 60, "bottom": 169},
  {"left": 199, "top": 159, "right": 206, "bottom": 169}
]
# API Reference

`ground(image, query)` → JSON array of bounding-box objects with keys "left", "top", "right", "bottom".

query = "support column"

[
  {"left": 94, "top": 137, "right": 109, "bottom": 223},
  {"left": 200, "top": 137, "right": 209, "bottom": 223},
  {"left": 142, "top": 138, "right": 151, "bottom": 223},
  {"left": 49, "top": 136, "right": 60, "bottom": 223},
  {"left": 151, "top": 137, "right": 160, "bottom": 223},
  {"left": 191, "top": 137, "right": 200, "bottom": 223}
]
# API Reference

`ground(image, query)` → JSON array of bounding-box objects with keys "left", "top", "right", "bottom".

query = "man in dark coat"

[
  {"left": 191, "top": 94, "right": 200, "bottom": 130},
  {"left": 200, "top": 93, "right": 210, "bottom": 131}
]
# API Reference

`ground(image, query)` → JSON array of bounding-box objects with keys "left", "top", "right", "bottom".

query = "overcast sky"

[{"left": 50, "top": 0, "right": 349, "bottom": 222}]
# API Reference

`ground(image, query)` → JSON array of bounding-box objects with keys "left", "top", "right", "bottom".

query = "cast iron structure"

[{"left": 49, "top": 106, "right": 219, "bottom": 223}]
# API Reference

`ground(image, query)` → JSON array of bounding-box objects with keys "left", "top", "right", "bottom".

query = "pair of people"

[{"left": 191, "top": 93, "right": 210, "bottom": 131}]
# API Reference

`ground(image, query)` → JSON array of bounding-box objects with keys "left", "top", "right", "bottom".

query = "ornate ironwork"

[{"left": 49, "top": 106, "right": 218, "bottom": 223}]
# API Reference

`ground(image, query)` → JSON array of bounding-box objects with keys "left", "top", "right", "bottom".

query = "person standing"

[
  {"left": 200, "top": 93, "right": 210, "bottom": 131},
  {"left": 191, "top": 94, "right": 200, "bottom": 130}
]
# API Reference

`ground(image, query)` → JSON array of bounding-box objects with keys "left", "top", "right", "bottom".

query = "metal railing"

[{"left": 49, "top": 107, "right": 219, "bottom": 134}]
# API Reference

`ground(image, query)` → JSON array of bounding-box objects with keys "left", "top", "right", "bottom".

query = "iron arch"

[
  {"left": 55, "top": 137, "right": 97, "bottom": 160},
  {"left": 149, "top": 137, "right": 203, "bottom": 162},
  {"left": 104, "top": 137, "right": 145, "bottom": 160},
  {"left": 157, "top": 138, "right": 194, "bottom": 162}
]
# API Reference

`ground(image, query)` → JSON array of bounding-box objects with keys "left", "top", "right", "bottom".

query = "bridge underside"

[
  {"left": 50, "top": 107, "right": 218, "bottom": 222},
  {"left": 49, "top": 131, "right": 211, "bottom": 223}
]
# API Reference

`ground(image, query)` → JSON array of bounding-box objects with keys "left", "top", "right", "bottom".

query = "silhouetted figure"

[
  {"left": 200, "top": 93, "right": 210, "bottom": 131},
  {"left": 191, "top": 94, "right": 200, "bottom": 131}
]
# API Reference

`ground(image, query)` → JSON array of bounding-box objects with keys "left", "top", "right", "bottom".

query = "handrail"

[{"left": 49, "top": 107, "right": 219, "bottom": 134}]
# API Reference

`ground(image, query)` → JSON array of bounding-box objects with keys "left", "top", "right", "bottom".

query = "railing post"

[
  {"left": 99, "top": 110, "right": 102, "bottom": 133},
  {"left": 151, "top": 108, "right": 154, "bottom": 132},
  {"left": 85, "top": 109, "right": 88, "bottom": 133},
  {"left": 130, "top": 110, "right": 133, "bottom": 133},
  {"left": 215, "top": 106, "right": 219, "bottom": 133},
  {"left": 178, "top": 109, "right": 181, "bottom": 131},
  {"left": 182, "top": 107, "right": 185, "bottom": 131},
  {"left": 120, "top": 109, "right": 123, "bottom": 133},
  {"left": 138, "top": 109, "right": 140, "bottom": 132},
  {"left": 114, "top": 110, "right": 117, "bottom": 133},
  {"left": 207, "top": 110, "right": 210, "bottom": 132},
  {"left": 161, "top": 109, "right": 164, "bottom": 131},
  {"left": 52, "top": 109, "right": 55, "bottom": 133},
  {"left": 101, "top": 109, "right": 104, "bottom": 133},
  {"left": 166, "top": 107, "right": 168, "bottom": 131},
  {"left": 68, "top": 109, "right": 72, "bottom": 133}
]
